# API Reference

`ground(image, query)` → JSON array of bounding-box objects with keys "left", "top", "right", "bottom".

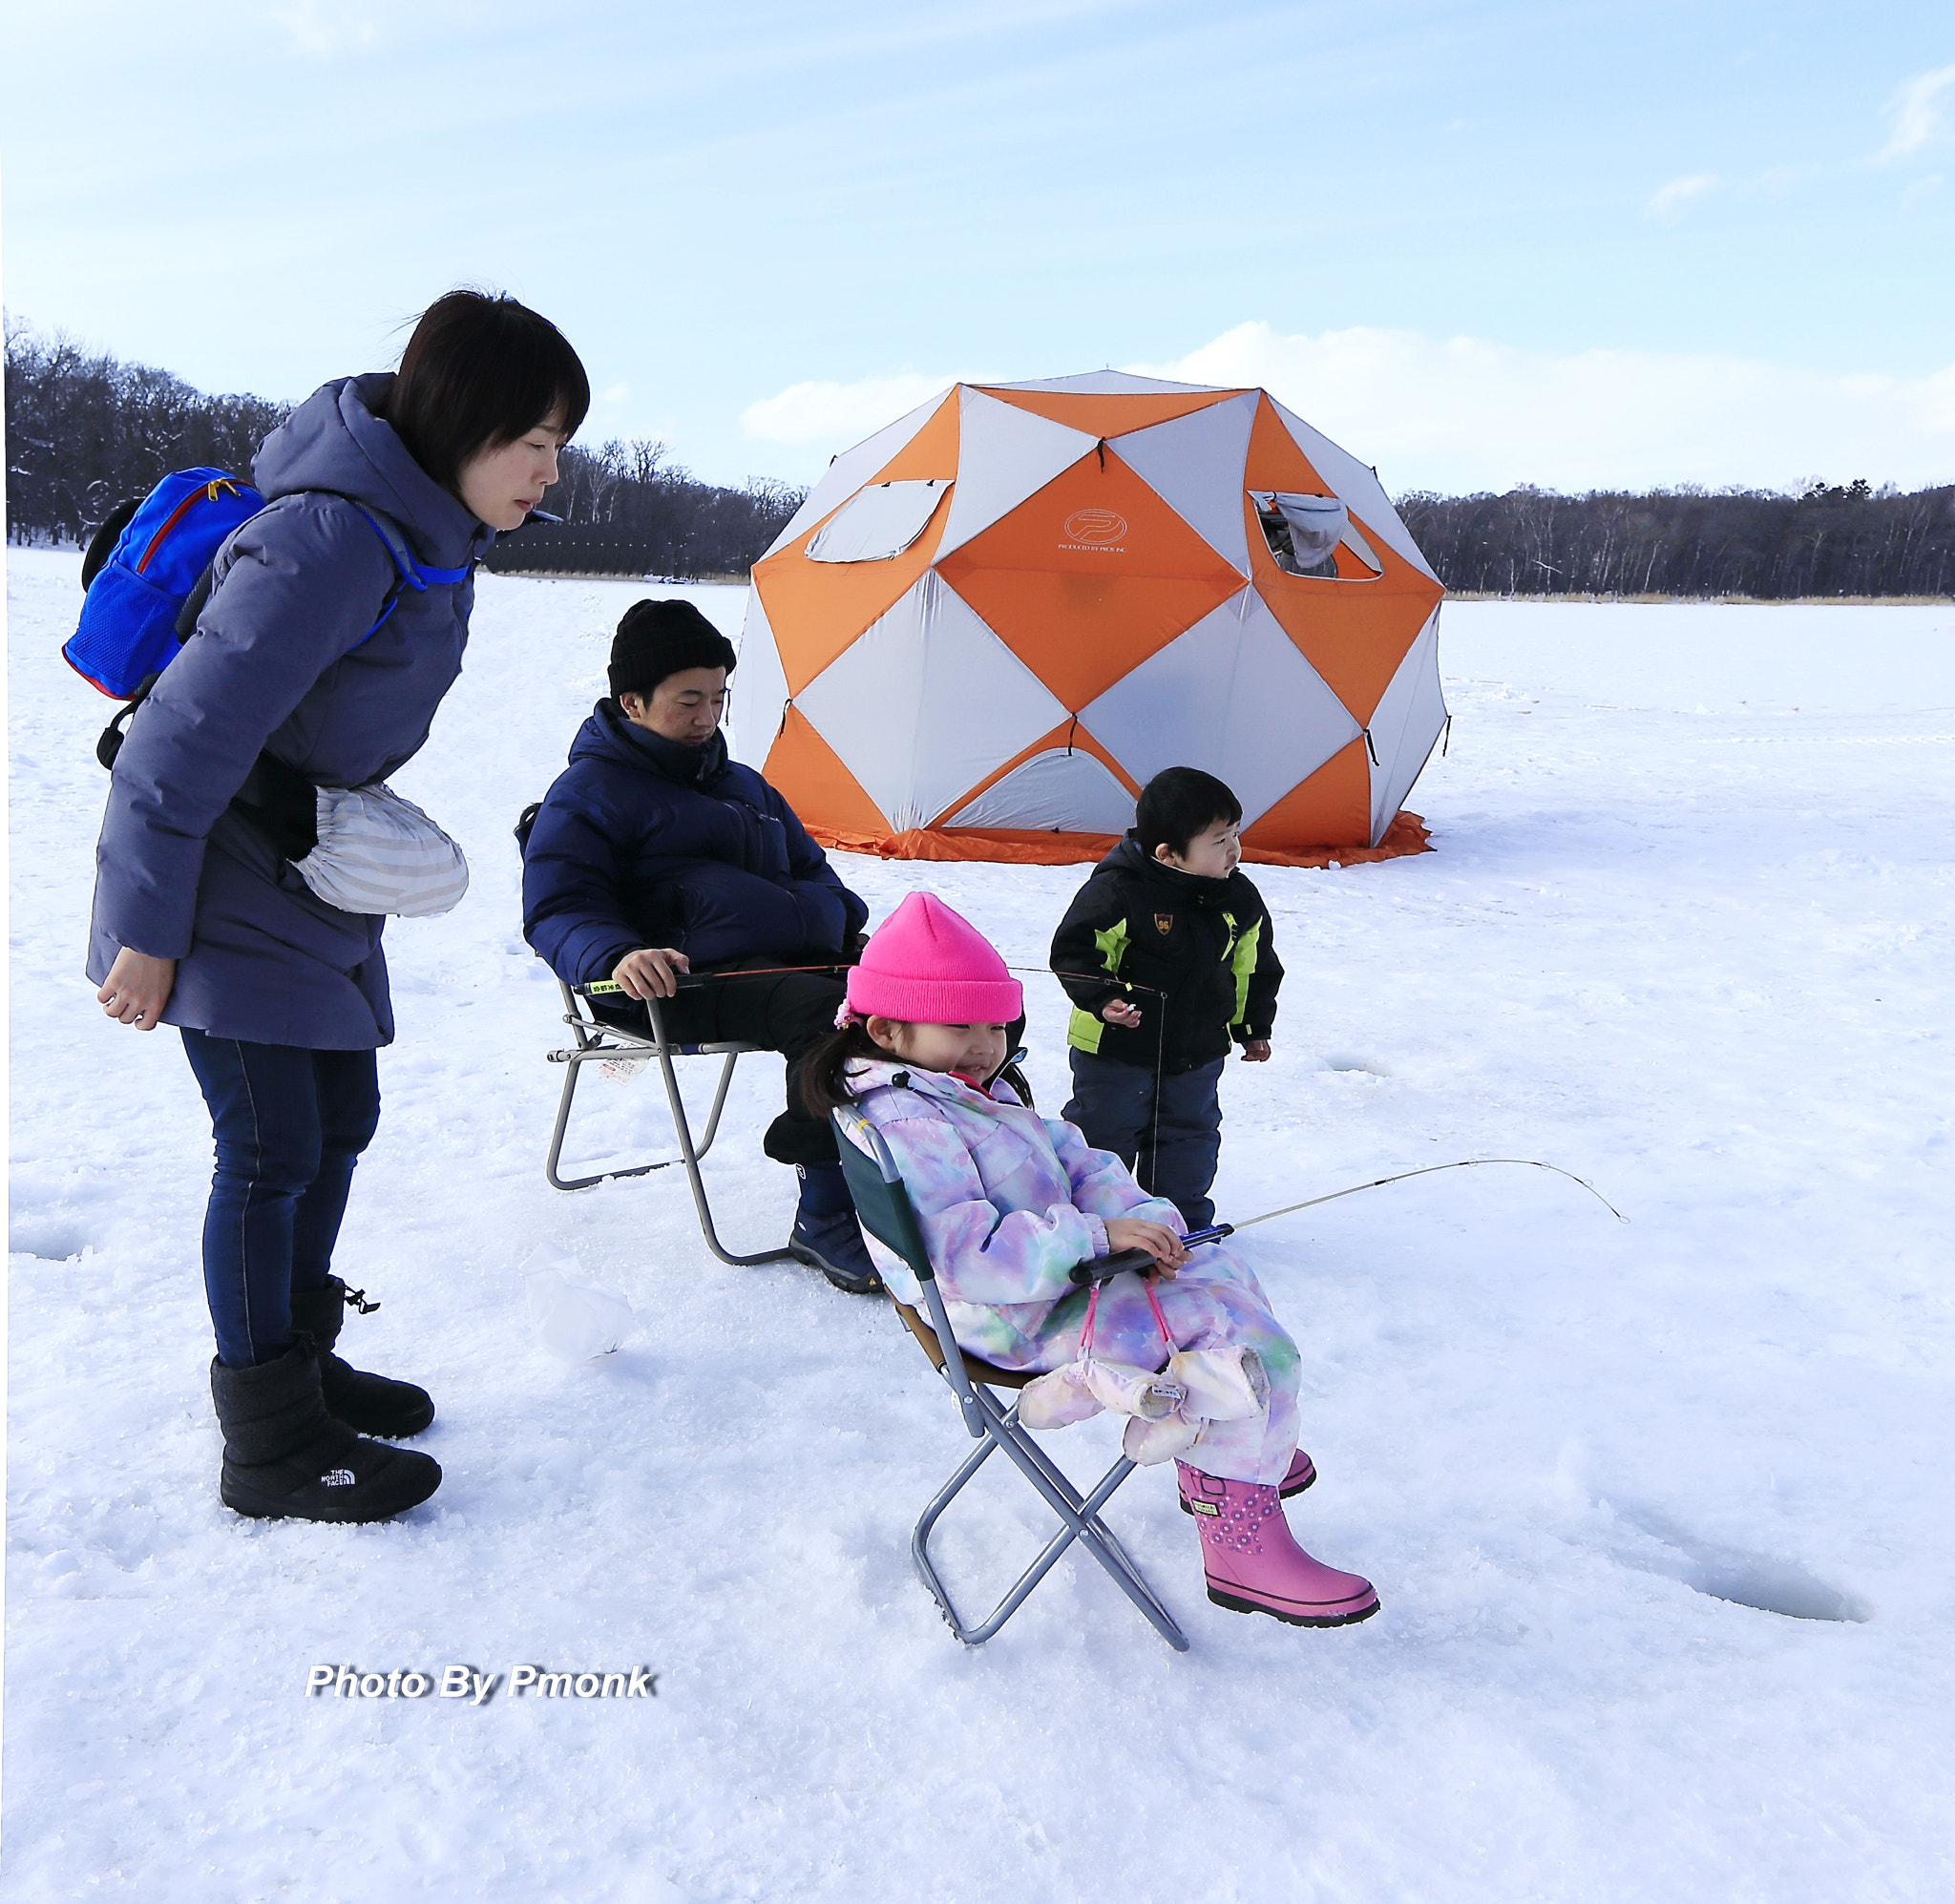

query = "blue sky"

[{"left": 5, "top": 1, "right": 1950, "bottom": 494}]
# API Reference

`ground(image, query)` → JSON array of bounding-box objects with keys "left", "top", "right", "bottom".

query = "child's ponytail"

[{"left": 799, "top": 1021, "right": 884, "bottom": 1119}]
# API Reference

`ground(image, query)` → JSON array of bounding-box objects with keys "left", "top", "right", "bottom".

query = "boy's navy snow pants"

[
  {"left": 180, "top": 1031, "right": 381, "bottom": 1369},
  {"left": 1063, "top": 1051, "right": 1226, "bottom": 1230}
]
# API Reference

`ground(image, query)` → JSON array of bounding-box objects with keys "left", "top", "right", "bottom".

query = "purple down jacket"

[{"left": 85, "top": 373, "right": 495, "bottom": 1048}]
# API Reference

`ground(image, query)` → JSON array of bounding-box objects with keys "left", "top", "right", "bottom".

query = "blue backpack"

[{"left": 69, "top": 467, "right": 469, "bottom": 766}]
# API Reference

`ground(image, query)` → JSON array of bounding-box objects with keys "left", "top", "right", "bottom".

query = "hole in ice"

[
  {"left": 1683, "top": 1558, "right": 1871, "bottom": 1623},
  {"left": 1320, "top": 1055, "right": 1390, "bottom": 1077},
  {"left": 1605, "top": 1503, "right": 1871, "bottom": 1622}
]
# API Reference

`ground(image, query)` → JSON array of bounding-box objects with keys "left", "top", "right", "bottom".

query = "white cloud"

[
  {"left": 1645, "top": 173, "right": 1719, "bottom": 221},
  {"left": 599, "top": 383, "right": 631, "bottom": 405},
  {"left": 1125, "top": 322, "right": 1955, "bottom": 494},
  {"left": 741, "top": 373, "right": 960, "bottom": 445},
  {"left": 271, "top": 0, "right": 377, "bottom": 56},
  {"left": 1878, "top": 62, "right": 1955, "bottom": 161}
]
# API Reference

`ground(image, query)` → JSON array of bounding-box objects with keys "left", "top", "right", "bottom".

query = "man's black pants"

[{"left": 647, "top": 957, "right": 850, "bottom": 1166}]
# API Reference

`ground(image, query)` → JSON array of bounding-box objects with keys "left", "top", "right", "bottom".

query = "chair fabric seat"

[{"left": 890, "top": 1298, "right": 1036, "bottom": 1391}]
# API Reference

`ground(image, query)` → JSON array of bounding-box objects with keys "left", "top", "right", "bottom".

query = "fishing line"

[{"left": 1181, "top": 1158, "right": 1628, "bottom": 1247}]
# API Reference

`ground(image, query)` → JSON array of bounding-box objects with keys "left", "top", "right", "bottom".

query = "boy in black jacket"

[{"left": 1049, "top": 767, "right": 1281, "bottom": 1229}]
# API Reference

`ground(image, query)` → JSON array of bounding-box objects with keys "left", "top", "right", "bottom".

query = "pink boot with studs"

[{"left": 1178, "top": 1461, "right": 1378, "bottom": 1628}]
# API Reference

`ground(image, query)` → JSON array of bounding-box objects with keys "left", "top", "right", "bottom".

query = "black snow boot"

[
  {"left": 788, "top": 1161, "right": 884, "bottom": 1296},
  {"left": 289, "top": 1276, "right": 435, "bottom": 1438},
  {"left": 210, "top": 1337, "right": 442, "bottom": 1524}
]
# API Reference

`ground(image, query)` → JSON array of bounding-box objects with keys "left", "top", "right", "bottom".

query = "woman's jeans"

[{"left": 179, "top": 1031, "right": 381, "bottom": 1369}]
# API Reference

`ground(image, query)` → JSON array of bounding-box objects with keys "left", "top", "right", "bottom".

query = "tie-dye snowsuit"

[{"left": 845, "top": 1058, "right": 1300, "bottom": 1485}]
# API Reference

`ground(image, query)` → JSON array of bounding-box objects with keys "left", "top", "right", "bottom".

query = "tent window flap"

[
  {"left": 1250, "top": 491, "right": 1381, "bottom": 579},
  {"left": 807, "top": 480, "right": 954, "bottom": 563}
]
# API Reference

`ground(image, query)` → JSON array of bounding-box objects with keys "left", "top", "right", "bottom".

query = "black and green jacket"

[{"left": 1049, "top": 836, "right": 1282, "bottom": 1075}]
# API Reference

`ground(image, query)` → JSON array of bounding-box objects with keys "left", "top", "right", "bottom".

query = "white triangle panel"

[
  {"left": 727, "top": 587, "right": 789, "bottom": 767},
  {"left": 934, "top": 389, "right": 1097, "bottom": 561},
  {"left": 1110, "top": 391, "right": 1258, "bottom": 575},
  {"left": 943, "top": 749, "right": 1137, "bottom": 834},
  {"left": 796, "top": 574, "right": 1066, "bottom": 832},
  {"left": 762, "top": 389, "right": 954, "bottom": 557},
  {"left": 1082, "top": 588, "right": 1361, "bottom": 830},
  {"left": 1265, "top": 396, "right": 1440, "bottom": 583},
  {"left": 1364, "top": 609, "right": 1447, "bottom": 846},
  {"left": 806, "top": 479, "right": 951, "bottom": 562}
]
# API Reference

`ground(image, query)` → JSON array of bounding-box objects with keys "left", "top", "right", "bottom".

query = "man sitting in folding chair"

[
  {"left": 805, "top": 892, "right": 1380, "bottom": 1636},
  {"left": 520, "top": 598, "right": 881, "bottom": 1293}
]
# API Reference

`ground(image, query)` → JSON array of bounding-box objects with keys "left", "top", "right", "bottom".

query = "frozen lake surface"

[{"left": 9, "top": 549, "right": 1953, "bottom": 1899}]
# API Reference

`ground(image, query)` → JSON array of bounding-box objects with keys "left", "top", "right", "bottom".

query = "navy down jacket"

[{"left": 521, "top": 704, "right": 868, "bottom": 985}]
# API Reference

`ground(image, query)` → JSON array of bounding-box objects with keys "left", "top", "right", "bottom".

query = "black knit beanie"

[{"left": 608, "top": 598, "right": 738, "bottom": 701}]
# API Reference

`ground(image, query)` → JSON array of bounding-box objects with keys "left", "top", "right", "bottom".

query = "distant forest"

[
  {"left": 7, "top": 318, "right": 1951, "bottom": 596},
  {"left": 3, "top": 319, "right": 804, "bottom": 578},
  {"left": 1398, "top": 481, "right": 1955, "bottom": 599}
]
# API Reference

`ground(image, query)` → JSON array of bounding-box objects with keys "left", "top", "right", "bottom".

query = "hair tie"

[{"left": 833, "top": 1002, "right": 863, "bottom": 1031}]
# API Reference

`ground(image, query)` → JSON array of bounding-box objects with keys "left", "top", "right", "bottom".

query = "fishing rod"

[
  {"left": 577, "top": 964, "right": 1167, "bottom": 1002},
  {"left": 1179, "top": 1158, "right": 1628, "bottom": 1248},
  {"left": 576, "top": 966, "right": 845, "bottom": 999}
]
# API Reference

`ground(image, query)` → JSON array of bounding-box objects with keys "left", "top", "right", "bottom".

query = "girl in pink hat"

[{"left": 804, "top": 890, "right": 1377, "bottom": 1631}]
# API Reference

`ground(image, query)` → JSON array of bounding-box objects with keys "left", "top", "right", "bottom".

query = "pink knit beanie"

[{"left": 846, "top": 892, "right": 1023, "bottom": 1025}]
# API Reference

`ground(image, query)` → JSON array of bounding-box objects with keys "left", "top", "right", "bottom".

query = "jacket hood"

[
  {"left": 253, "top": 373, "right": 488, "bottom": 570},
  {"left": 566, "top": 700, "right": 731, "bottom": 786},
  {"left": 1103, "top": 832, "right": 1236, "bottom": 907}
]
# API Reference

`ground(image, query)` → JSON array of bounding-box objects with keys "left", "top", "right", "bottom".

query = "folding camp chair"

[
  {"left": 545, "top": 978, "right": 795, "bottom": 1268},
  {"left": 831, "top": 1104, "right": 1188, "bottom": 1651}
]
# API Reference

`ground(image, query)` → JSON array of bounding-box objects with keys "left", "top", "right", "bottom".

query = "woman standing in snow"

[
  {"left": 88, "top": 290, "right": 589, "bottom": 1525},
  {"left": 805, "top": 892, "right": 1378, "bottom": 1629}
]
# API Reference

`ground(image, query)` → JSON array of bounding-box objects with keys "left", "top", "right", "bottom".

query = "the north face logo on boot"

[{"left": 321, "top": 1469, "right": 356, "bottom": 1486}]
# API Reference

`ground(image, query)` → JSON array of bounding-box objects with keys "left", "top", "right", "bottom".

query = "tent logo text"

[{"left": 1062, "top": 509, "right": 1127, "bottom": 549}]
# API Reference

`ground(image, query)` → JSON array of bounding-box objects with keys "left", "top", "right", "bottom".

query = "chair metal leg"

[
  {"left": 545, "top": 1000, "right": 794, "bottom": 1266},
  {"left": 651, "top": 1041, "right": 795, "bottom": 1269},
  {"left": 910, "top": 1382, "right": 1188, "bottom": 1651}
]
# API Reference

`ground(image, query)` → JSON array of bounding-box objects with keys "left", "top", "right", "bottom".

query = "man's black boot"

[{"left": 788, "top": 1161, "right": 884, "bottom": 1296}]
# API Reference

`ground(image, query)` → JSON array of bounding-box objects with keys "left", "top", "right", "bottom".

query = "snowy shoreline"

[{"left": 10, "top": 550, "right": 1952, "bottom": 1899}]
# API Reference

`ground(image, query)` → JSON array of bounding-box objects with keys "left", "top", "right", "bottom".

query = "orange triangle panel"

[
  {"left": 1241, "top": 739, "right": 1373, "bottom": 852},
  {"left": 935, "top": 447, "right": 1244, "bottom": 711},
  {"left": 1243, "top": 392, "right": 1330, "bottom": 494},
  {"left": 760, "top": 704, "right": 890, "bottom": 837},
  {"left": 978, "top": 388, "right": 1237, "bottom": 438},
  {"left": 870, "top": 391, "right": 959, "bottom": 483},
  {"left": 752, "top": 496, "right": 950, "bottom": 697},
  {"left": 1247, "top": 529, "right": 1441, "bottom": 724}
]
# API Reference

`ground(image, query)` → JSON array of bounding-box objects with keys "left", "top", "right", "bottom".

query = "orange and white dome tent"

[{"left": 728, "top": 372, "right": 1447, "bottom": 866}]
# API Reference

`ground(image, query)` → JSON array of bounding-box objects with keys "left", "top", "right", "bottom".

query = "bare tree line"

[
  {"left": 6, "top": 317, "right": 289, "bottom": 546},
  {"left": 489, "top": 440, "right": 805, "bottom": 579},
  {"left": 10, "top": 318, "right": 1950, "bottom": 595},
  {"left": 4, "top": 319, "right": 804, "bottom": 576},
  {"left": 1398, "top": 482, "right": 1955, "bottom": 598}
]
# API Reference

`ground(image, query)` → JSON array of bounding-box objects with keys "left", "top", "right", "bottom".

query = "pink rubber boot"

[
  {"left": 1177, "top": 1462, "right": 1379, "bottom": 1628},
  {"left": 1179, "top": 1446, "right": 1314, "bottom": 1515}
]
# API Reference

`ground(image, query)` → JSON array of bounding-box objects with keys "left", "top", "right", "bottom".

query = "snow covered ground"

[{"left": 9, "top": 549, "right": 1953, "bottom": 1899}]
